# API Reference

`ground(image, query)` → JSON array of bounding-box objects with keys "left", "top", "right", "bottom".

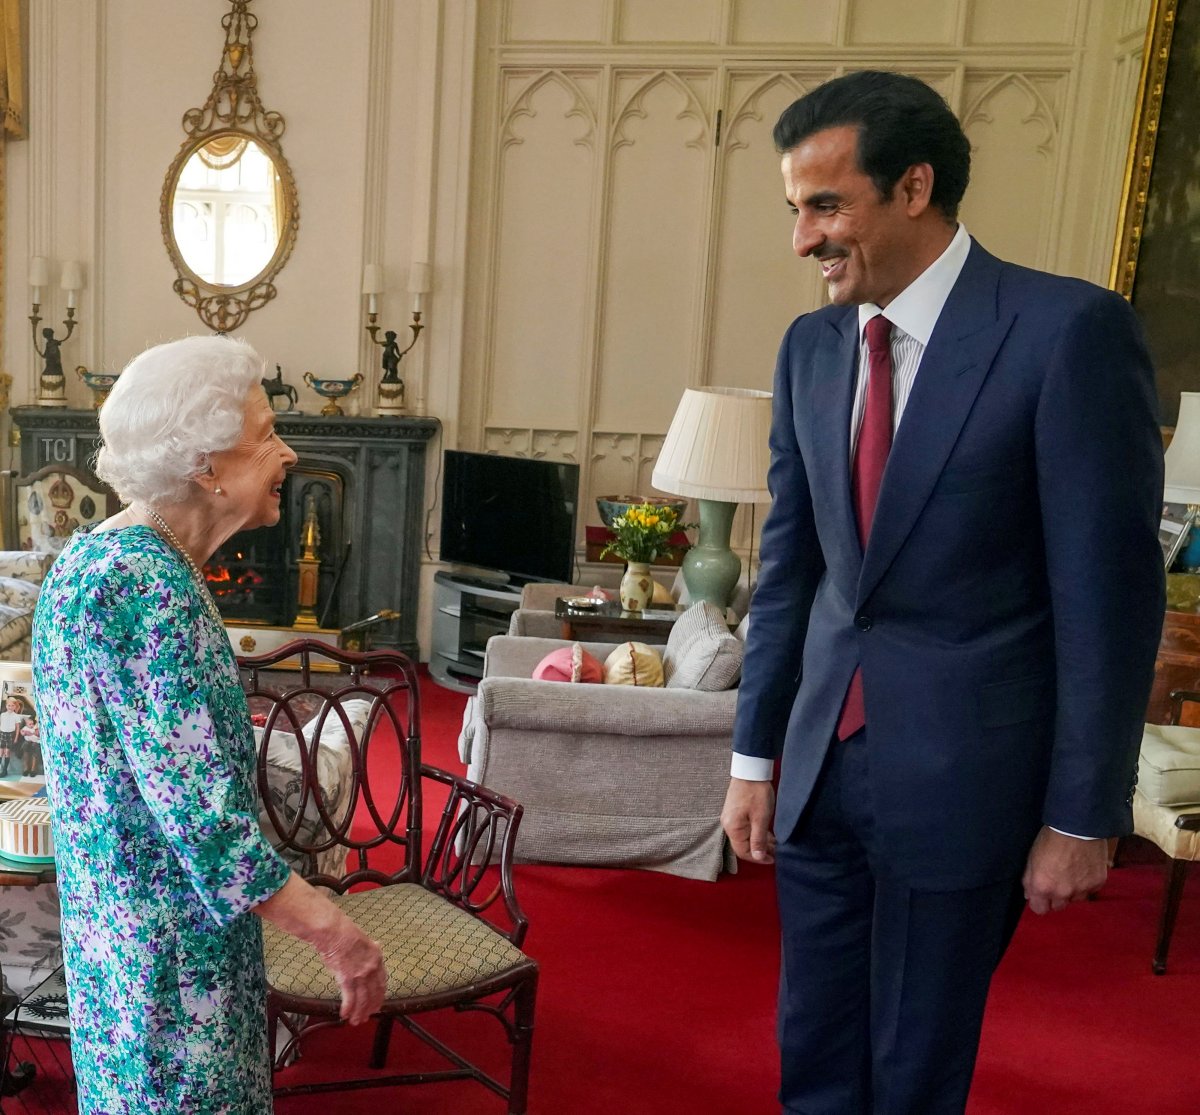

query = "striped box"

[{"left": 0, "top": 796, "right": 54, "bottom": 862}]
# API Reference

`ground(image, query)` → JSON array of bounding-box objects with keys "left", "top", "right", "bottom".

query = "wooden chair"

[
  {"left": 1133, "top": 687, "right": 1200, "bottom": 973},
  {"left": 239, "top": 640, "right": 538, "bottom": 1111}
]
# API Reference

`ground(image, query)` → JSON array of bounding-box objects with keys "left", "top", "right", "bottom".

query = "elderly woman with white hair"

[{"left": 31, "top": 335, "right": 386, "bottom": 1114}]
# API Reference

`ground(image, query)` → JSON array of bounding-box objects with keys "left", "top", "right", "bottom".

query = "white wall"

[{"left": 2, "top": 0, "right": 1154, "bottom": 659}]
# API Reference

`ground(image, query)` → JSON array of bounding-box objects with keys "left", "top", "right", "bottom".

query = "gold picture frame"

[{"left": 1109, "top": 0, "right": 1200, "bottom": 427}]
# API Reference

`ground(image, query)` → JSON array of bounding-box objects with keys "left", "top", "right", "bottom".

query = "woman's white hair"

[{"left": 95, "top": 335, "right": 266, "bottom": 506}]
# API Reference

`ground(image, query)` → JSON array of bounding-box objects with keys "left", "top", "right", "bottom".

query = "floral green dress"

[{"left": 32, "top": 526, "right": 291, "bottom": 1114}]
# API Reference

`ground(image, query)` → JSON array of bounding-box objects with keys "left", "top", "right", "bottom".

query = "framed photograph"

[
  {"left": 1160, "top": 502, "right": 1195, "bottom": 569},
  {"left": 0, "top": 663, "right": 43, "bottom": 798},
  {"left": 1112, "top": 0, "right": 1200, "bottom": 427}
]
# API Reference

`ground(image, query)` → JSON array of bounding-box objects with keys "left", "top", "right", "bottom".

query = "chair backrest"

[
  {"left": 11, "top": 465, "right": 119, "bottom": 556},
  {"left": 238, "top": 639, "right": 423, "bottom": 892}
]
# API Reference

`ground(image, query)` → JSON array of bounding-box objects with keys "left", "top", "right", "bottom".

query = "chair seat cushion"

[
  {"left": 1133, "top": 790, "right": 1200, "bottom": 861},
  {"left": 263, "top": 883, "right": 529, "bottom": 1000},
  {"left": 662, "top": 601, "right": 743, "bottom": 691},
  {"left": 1138, "top": 724, "right": 1200, "bottom": 806}
]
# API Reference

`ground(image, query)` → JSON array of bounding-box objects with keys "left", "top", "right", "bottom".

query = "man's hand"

[
  {"left": 721, "top": 778, "right": 777, "bottom": 864},
  {"left": 1021, "top": 825, "right": 1108, "bottom": 915}
]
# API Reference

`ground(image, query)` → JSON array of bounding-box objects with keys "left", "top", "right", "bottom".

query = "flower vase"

[{"left": 620, "top": 561, "right": 654, "bottom": 613}]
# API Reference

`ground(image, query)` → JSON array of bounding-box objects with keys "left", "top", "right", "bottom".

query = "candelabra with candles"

[
  {"left": 29, "top": 258, "right": 86, "bottom": 408},
  {"left": 361, "top": 262, "right": 431, "bottom": 416}
]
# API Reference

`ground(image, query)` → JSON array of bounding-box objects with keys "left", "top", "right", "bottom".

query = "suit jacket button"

[{"left": 855, "top": 614, "right": 873, "bottom": 631}]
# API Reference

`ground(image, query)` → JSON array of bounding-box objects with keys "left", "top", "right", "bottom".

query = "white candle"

[
  {"left": 29, "top": 256, "right": 50, "bottom": 303},
  {"left": 60, "top": 261, "right": 84, "bottom": 310},
  {"left": 362, "top": 263, "right": 383, "bottom": 318}
]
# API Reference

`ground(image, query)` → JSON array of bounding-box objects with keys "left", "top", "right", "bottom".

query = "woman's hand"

[
  {"left": 316, "top": 919, "right": 387, "bottom": 1025},
  {"left": 253, "top": 872, "right": 388, "bottom": 1025}
]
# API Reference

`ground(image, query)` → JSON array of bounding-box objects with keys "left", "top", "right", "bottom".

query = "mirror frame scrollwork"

[{"left": 159, "top": 0, "right": 299, "bottom": 333}]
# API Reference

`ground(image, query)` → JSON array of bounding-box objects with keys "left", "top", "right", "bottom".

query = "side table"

[
  {"left": 1149, "top": 605, "right": 1200, "bottom": 724},
  {"left": 0, "top": 852, "right": 54, "bottom": 889},
  {"left": 553, "top": 598, "right": 734, "bottom": 642}
]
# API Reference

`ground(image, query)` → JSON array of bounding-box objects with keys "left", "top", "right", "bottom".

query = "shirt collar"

[{"left": 857, "top": 223, "right": 971, "bottom": 346}]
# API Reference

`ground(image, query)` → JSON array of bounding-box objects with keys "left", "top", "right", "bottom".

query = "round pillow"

[
  {"left": 532, "top": 643, "right": 604, "bottom": 683},
  {"left": 603, "top": 641, "right": 665, "bottom": 687}
]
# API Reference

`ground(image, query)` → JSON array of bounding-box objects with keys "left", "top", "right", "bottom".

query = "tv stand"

[{"left": 430, "top": 570, "right": 523, "bottom": 693}]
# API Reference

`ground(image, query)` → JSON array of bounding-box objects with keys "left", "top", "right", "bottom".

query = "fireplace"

[
  {"left": 202, "top": 465, "right": 346, "bottom": 627},
  {"left": 11, "top": 408, "right": 439, "bottom": 658}
]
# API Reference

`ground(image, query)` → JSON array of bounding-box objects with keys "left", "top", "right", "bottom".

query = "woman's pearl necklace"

[{"left": 141, "top": 506, "right": 224, "bottom": 627}]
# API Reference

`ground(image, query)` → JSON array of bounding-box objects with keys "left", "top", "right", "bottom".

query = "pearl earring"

[{"left": 214, "top": 486, "right": 223, "bottom": 495}]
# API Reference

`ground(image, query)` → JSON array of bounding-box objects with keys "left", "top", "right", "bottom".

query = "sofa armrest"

[
  {"left": 475, "top": 674, "right": 736, "bottom": 737},
  {"left": 506, "top": 609, "right": 566, "bottom": 638}
]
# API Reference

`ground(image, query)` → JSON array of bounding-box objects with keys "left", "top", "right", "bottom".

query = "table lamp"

[
  {"left": 1165, "top": 392, "right": 1200, "bottom": 569},
  {"left": 652, "top": 386, "right": 772, "bottom": 607}
]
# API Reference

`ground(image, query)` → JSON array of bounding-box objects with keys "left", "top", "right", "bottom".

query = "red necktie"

[{"left": 836, "top": 314, "right": 893, "bottom": 740}]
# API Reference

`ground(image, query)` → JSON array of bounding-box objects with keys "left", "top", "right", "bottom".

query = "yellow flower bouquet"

[{"left": 600, "top": 502, "right": 693, "bottom": 564}]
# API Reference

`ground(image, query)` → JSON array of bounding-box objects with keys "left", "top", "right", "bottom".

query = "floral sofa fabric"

[{"left": 0, "top": 550, "right": 52, "bottom": 662}]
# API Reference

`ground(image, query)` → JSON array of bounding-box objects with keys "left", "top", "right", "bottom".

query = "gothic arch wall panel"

[
  {"left": 707, "top": 70, "right": 832, "bottom": 392},
  {"left": 485, "top": 70, "right": 600, "bottom": 430},
  {"left": 594, "top": 71, "right": 716, "bottom": 433},
  {"left": 959, "top": 71, "right": 1068, "bottom": 271}
]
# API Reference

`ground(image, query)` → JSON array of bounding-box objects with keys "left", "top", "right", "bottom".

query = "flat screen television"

[{"left": 439, "top": 450, "right": 580, "bottom": 585}]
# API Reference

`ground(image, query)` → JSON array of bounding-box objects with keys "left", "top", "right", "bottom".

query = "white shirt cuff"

[
  {"left": 1048, "top": 827, "right": 1101, "bottom": 841},
  {"left": 730, "top": 753, "right": 774, "bottom": 781}
]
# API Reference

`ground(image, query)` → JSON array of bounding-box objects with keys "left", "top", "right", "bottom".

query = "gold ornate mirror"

[{"left": 160, "top": 0, "right": 298, "bottom": 332}]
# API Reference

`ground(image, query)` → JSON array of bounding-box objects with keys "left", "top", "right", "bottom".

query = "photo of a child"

[
  {"left": 19, "top": 710, "right": 41, "bottom": 777},
  {"left": 0, "top": 692, "right": 29, "bottom": 777}
]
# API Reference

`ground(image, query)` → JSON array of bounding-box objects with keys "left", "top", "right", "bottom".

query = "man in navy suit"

[{"left": 722, "top": 71, "right": 1165, "bottom": 1114}]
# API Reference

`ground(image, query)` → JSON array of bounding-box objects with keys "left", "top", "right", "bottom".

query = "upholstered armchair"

[
  {"left": 460, "top": 603, "right": 746, "bottom": 881},
  {"left": 1134, "top": 689, "right": 1200, "bottom": 973}
]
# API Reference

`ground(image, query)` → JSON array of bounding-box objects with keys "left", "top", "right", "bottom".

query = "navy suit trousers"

[{"left": 775, "top": 729, "right": 1026, "bottom": 1115}]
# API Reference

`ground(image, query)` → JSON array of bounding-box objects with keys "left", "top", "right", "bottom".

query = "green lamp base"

[{"left": 681, "top": 499, "right": 740, "bottom": 608}]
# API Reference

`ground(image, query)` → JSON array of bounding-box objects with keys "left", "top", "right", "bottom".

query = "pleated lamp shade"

[
  {"left": 652, "top": 387, "right": 773, "bottom": 502},
  {"left": 1165, "top": 392, "right": 1200, "bottom": 504}
]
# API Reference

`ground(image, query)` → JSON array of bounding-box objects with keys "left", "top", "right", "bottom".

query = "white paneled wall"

[{"left": 463, "top": 0, "right": 1151, "bottom": 576}]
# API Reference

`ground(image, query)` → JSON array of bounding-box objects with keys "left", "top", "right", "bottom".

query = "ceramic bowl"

[
  {"left": 596, "top": 495, "right": 689, "bottom": 529},
  {"left": 303, "top": 372, "right": 363, "bottom": 398}
]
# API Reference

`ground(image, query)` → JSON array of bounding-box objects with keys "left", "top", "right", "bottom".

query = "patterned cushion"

[
  {"left": 263, "top": 884, "right": 529, "bottom": 999},
  {"left": 0, "top": 551, "right": 53, "bottom": 586},
  {"left": 662, "top": 602, "right": 743, "bottom": 691},
  {"left": 256, "top": 699, "right": 372, "bottom": 877},
  {"left": 603, "top": 641, "right": 664, "bottom": 687},
  {"left": 0, "top": 577, "right": 39, "bottom": 611},
  {"left": 0, "top": 604, "right": 34, "bottom": 653}
]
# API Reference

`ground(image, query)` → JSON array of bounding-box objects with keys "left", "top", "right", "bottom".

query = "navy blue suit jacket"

[{"left": 733, "top": 240, "right": 1165, "bottom": 889}]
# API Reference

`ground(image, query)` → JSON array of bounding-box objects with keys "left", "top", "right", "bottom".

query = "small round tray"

[{"left": 562, "top": 596, "right": 600, "bottom": 610}]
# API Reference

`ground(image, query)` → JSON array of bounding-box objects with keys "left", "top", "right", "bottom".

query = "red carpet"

[{"left": 8, "top": 672, "right": 1199, "bottom": 1113}]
